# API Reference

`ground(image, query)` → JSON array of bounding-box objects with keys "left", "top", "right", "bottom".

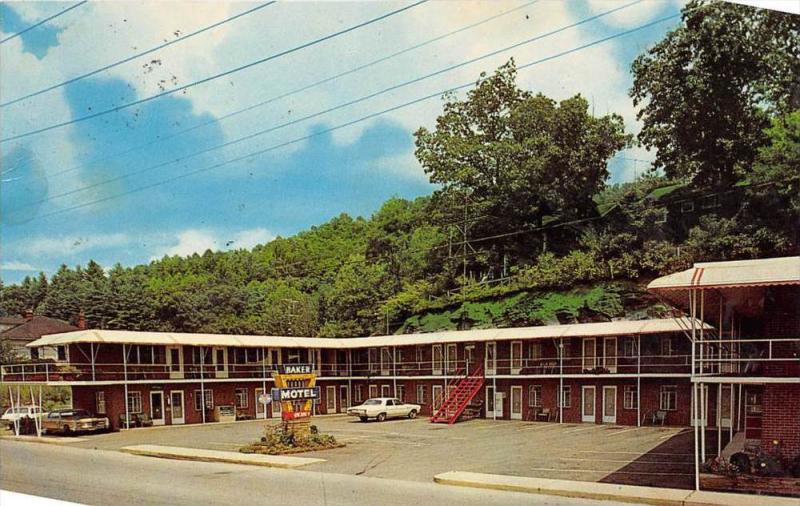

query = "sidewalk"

[
  {"left": 433, "top": 471, "right": 800, "bottom": 506},
  {"left": 120, "top": 444, "right": 326, "bottom": 468}
]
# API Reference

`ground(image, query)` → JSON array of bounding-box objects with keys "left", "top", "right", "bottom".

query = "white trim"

[
  {"left": 510, "top": 385, "right": 523, "bottom": 420},
  {"left": 581, "top": 386, "right": 595, "bottom": 423},
  {"left": 602, "top": 385, "right": 617, "bottom": 424},
  {"left": 170, "top": 390, "right": 185, "bottom": 425},
  {"left": 150, "top": 390, "right": 165, "bottom": 425}
]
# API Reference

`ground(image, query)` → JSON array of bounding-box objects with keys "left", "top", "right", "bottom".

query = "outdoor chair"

[
  {"left": 536, "top": 407, "right": 552, "bottom": 422},
  {"left": 138, "top": 413, "right": 154, "bottom": 427},
  {"left": 651, "top": 410, "right": 667, "bottom": 426}
]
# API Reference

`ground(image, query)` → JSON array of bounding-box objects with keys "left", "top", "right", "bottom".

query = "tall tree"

[
  {"left": 630, "top": 0, "right": 800, "bottom": 188},
  {"left": 415, "top": 60, "right": 629, "bottom": 267}
]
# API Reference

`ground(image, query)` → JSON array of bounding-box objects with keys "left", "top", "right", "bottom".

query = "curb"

[
  {"left": 433, "top": 471, "right": 800, "bottom": 506},
  {"left": 1, "top": 435, "right": 89, "bottom": 445},
  {"left": 120, "top": 444, "right": 326, "bottom": 468}
]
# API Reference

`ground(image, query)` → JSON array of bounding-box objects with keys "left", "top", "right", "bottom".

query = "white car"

[
  {"left": 346, "top": 397, "right": 421, "bottom": 422},
  {"left": 1, "top": 405, "right": 43, "bottom": 428}
]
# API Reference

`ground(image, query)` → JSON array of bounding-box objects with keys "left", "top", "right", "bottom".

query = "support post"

[
  {"left": 637, "top": 335, "right": 641, "bottom": 427},
  {"left": 200, "top": 347, "right": 206, "bottom": 424},
  {"left": 737, "top": 384, "right": 742, "bottom": 432},
  {"left": 700, "top": 382, "right": 706, "bottom": 463},
  {"left": 729, "top": 383, "right": 734, "bottom": 441},
  {"left": 392, "top": 347, "right": 397, "bottom": 398},
  {"left": 559, "top": 338, "right": 564, "bottom": 424},
  {"left": 717, "top": 383, "right": 722, "bottom": 457},
  {"left": 261, "top": 347, "right": 267, "bottom": 419},
  {"left": 690, "top": 289, "right": 700, "bottom": 491},
  {"left": 123, "top": 344, "right": 130, "bottom": 430},
  {"left": 90, "top": 342, "right": 96, "bottom": 381}
]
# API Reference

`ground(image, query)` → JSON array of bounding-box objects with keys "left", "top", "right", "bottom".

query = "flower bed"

[
  {"left": 700, "top": 473, "right": 800, "bottom": 497},
  {"left": 240, "top": 423, "right": 344, "bottom": 455}
]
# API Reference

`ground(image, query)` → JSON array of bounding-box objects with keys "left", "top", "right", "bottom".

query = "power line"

[
  {"left": 0, "top": 1, "right": 429, "bottom": 144},
  {"left": 0, "top": 1, "right": 87, "bottom": 44},
  {"left": 16, "top": 0, "right": 643, "bottom": 210},
  {"left": 43, "top": 0, "right": 539, "bottom": 181},
  {"left": 26, "top": 13, "right": 682, "bottom": 222},
  {"left": 0, "top": 2, "right": 277, "bottom": 108}
]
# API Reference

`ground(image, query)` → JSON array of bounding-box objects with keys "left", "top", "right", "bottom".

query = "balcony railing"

[
  {"left": 1, "top": 353, "right": 696, "bottom": 384},
  {"left": 694, "top": 337, "right": 800, "bottom": 377}
]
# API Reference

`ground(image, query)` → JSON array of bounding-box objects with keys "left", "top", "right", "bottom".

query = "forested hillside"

[{"left": 2, "top": 1, "right": 798, "bottom": 340}]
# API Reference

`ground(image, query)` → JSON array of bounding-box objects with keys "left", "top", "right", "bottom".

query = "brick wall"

[{"left": 762, "top": 384, "right": 800, "bottom": 459}]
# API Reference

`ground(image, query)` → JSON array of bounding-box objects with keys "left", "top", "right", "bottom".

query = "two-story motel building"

[{"left": 2, "top": 257, "right": 798, "bottom": 466}]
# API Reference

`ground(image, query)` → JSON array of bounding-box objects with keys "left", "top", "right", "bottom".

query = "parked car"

[
  {"left": 1, "top": 405, "right": 43, "bottom": 428},
  {"left": 346, "top": 398, "right": 421, "bottom": 422},
  {"left": 42, "top": 409, "right": 109, "bottom": 435}
]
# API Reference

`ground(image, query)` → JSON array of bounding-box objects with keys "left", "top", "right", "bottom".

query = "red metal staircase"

[{"left": 430, "top": 365, "right": 485, "bottom": 424}]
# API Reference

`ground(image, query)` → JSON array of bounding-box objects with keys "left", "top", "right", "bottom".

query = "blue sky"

[{"left": 0, "top": 0, "right": 686, "bottom": 284}]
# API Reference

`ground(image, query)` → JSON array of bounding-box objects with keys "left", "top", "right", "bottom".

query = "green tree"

[
  {"left": 630, "top": 0, "right": 800, "bottom": 187},
  {"left": 416, "top": 60, "right": 629, "bottom": 267}
]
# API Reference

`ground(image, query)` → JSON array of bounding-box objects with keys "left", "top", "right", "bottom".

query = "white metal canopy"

[
  {"left": 647, "top": 256, "right": 800, "bottom": 291},
  {"left": 27, "top": 318, "right": 708, "bottom": 350}
]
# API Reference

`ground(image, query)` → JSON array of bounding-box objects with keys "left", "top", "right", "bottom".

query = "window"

[
  {"left": 30, "top": 348, "right": 39, "bottom": 360},
  {"left": 194, "top": 389, "right": 214, "bottom": 411},
  {"left": 559, "top": 386, "right": 571, "bottom": 408},
  {"left": 127, "top": 391, "right": 142, "bottom": 413},
  {"left": 235, "top": 388, "right": 248, "bottom": 409},
  {"left": 369, "top": 385, "right": 378, "bottom": 399},
  {"left": 57, "top": 346, "right": 67, "bottom": 361},
  {"left": 624, "top": 385, "right": 638, "bottom": 410},
  {"left": 623, "top": 338, "right": 637, "bottom": 357},
  {"left": 701, "top": 195, "right": 719, "bottom": 209},
  {"left": 95, "top": 391, "right": 106, "bottom": 414},
  {"left": 528, "top": 385, "right": 542, "bottom": 408},
  {"left": 354, "top": 386, "right": 363, "bottom": 403},
  {"left": 654, "top": 207, "right": 668, "bottom": 224},
  {"left": 416, "top": 385, "right": 426, "bottom": 404},
  {"left": 680, "top": 201, "right": 694, "bottom": 213},
  {"left": 660, "top": 385, "right": 677, "bottom": 411},
  {"left": 530, "top": 343, "right": 542, "bottom": 361},
  {"left": 660, "top": 336, "right": 673, "bottom": 356}
]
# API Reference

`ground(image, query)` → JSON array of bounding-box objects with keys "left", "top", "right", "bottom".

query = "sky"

[{"left": 0, "top": 0, "right": 689, "bottom": 284}]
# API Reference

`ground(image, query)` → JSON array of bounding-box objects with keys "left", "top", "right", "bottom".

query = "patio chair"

[
  {"left": 536, "top": 407, "right": 552, "bottom": 422},
  {"left": 119, "top": 413, "right": 137, "bottom": 429},
  {"left": 138, "top": 413, "right": 154, "bottom": 427},
  {"left": 651, "top": 410, "right": 667, "bottom": 426}
]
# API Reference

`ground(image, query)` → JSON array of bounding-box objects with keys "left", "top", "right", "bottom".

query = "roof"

[
  {"left": 27, "top": 318, "right": 706, "bottom": 349},
  {"left": 1, "top": 316, "right": 78, "bottom": 340},
  {"left": 647, "top": 256, "right": 800, "bottom": 291},
  {"left": 0, "top": 316, "right": 26, "bottom": 326}
]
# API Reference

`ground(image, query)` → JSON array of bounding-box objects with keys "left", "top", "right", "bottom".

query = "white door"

[
  {"left": 340, "top": 385, "right": 350, "bottom": 410},
  {"left": 485, "top": 342, "right": 497, "bottom": 375},
  {"left": 511, "top": 342, "right": 523, "bottom": 374},
  {"left": 432, "top": 345, "right": 443, "bottom": 375},
  {"left": 602, "top": 386, "right": 617, "bottom": 424},
  {"left": 433, "top": 385, "right": 443, "bottom": 411},
  {"left": 603, "top": 337, "right": 617, "bottom": 373},
  {"left": 255, "top": 388, "right": 267, "bottom": 419},
  {"left": 510, "top": 386, "right": 523, "bottom": 420},
  {"left": 213, "top": 347, "right": 228, "bottom": 378},
  {"left": 381, "top": 347, "right": 391, "bottom": 376},
  {"left": 170, "top": 391, "right": 185, "bottom": 425},
  {"left": 326, "top": 386, "right": 336, "bottom": 413},
  {"left": 446, "top": 344, "right": 457, "bottom": 373},
  {"left": 582, "top": 386, "right": 596, "bottom": 423},
  {"left": 150, "top": 391, "right": 165, "bottom": 426},
  {"left": 381, "top": 385, "right": 390, "bottom": 397},
  {"left": 583, "top": 339, "right": 596, "bottom": 370},
  {"left": 166, "top": 346, "right": 183, "bottom": 379}
]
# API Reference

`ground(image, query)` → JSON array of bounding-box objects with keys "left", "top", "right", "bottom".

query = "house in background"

[{"left": 0, "top": 311, "right": 78, "bottom": 361}]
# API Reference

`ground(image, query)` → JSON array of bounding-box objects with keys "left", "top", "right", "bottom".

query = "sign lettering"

[
  {"left": 270, "top": 386, "right": 320, "bottom": 401},
  {"left": 279, "top": 364, "right": 312, "bottom": 375}
]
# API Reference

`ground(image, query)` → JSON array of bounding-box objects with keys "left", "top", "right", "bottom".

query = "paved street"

[
  {"left": 0, "top": 440, "right": 649, "bottom": 506},
  {"left": 64, "top": 415, "right": 700, "bottom": 488}
]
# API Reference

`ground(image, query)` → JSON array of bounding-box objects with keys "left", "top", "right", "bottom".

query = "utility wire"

[
  {"left": 0, "top": 2, "right": 277, "bottom": 107},
  {"left": 27, "top": 13, "right": 681, "bottom": 222},
  {"left": 0, "top": 1, "right": 87, "bottom": 44},
  {"left": 17, "top": 0, "right": 642, "bottom": 210},
  {"left": 44, "top": 0, "right": 539, "bottom": 181},
  {"left": 0, "top": 1, "right": 429, "bottom": 144}
]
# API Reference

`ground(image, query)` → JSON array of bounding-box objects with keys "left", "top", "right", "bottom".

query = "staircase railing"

[{"left": 430, "top": 364, "right": 485, "bottom": 424}]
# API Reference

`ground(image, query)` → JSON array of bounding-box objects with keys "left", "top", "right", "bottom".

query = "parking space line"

[
  {"left": 563, "top": 425, "right": 603, "bottom": 434},
  {"left": 605, "top": 427, "right": 644, "bottom": 436},
  {"left": 559, "top": 457, "right": 694, "bottom": 465},
  {"left": 524, "top": 467, "right": 693, "bottom": 477},
  {"left": 575, "top": 450, "right": 693, "bottom": 457}
]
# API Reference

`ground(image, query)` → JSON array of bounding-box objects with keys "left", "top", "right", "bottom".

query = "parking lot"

[{"left": 57, "top": 415, "right": 704, "bottom": 489}]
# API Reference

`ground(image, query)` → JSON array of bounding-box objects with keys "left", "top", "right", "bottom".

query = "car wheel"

[
  {"left": 62, "top": 425, "right": 71, "bottom": 436},
  {"left": 408, "top": 410, "right": 417, "bottom": 419},
  {"left": 359, "top": 416, "right": 368, "bottom": 422},
  {"left": 376, "top": 413, "right": 386, "bottom": 422}
]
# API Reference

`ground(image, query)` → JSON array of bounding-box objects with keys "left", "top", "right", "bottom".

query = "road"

[{"left": 0, "top": 440, "right": 646, "bottom": 506}]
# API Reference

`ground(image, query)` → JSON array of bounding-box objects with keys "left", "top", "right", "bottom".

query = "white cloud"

[
  {"left": 11, "top": 233, "right": 132, "bottom": 257},
  {"left": 0, "top": 261, "right": 41, "bottom": 272},
  {"left": 152, "top": 227, "right": 275, "bottom": 259}
]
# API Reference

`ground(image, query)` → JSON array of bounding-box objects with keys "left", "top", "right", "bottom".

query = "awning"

[
  {"left": 647, "top": 256, "right": 800, "bottom": 291},
  {"left": 27, "top": 318, "right": 708, "bottom": 349}
]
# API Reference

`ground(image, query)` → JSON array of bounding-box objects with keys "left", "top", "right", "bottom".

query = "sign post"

[{"left": 271, "top": 364, "right": 317, "bottom": 439}]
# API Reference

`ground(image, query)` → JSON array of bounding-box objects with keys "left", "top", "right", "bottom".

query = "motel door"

[
  {"left": 170, "top": 391, "right": 185, "bottom": 425},
  {"left": 326, "top": 386, "right": 336, "bottom": 413},
  {"left": 485, "top": 386, "right": 503, "bottom": 418},
  {"left": 255, "top": 388, "right": 267, "bottom": 419},
  {"left": 166, "top": 346, "right": 183, "bottom": 379},
  {"left": 719, "top": 385, "right": 732, "bottom": 428},
  {"left": 602, "top": 386, "right": 617, "bottom": 424},
  {"left": 340, "top": 385, "right": 350, "bottom": 412},
  {"left": 582, "top": 386, "right": 596, "bottom": 422},
  {"left": 150, "top": 391, "right": 165, "bottom": 426},
  {"left": 510, "top": 386, "right": 523, "bottom": 420}
]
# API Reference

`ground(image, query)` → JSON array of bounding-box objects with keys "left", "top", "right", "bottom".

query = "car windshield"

[{"left": 363, "top": 399, "right": 383, "bottom": 405}]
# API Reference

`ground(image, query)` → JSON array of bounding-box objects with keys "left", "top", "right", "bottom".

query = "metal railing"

[{"left": 693, "top": 337, "right": 800, "bottom": 377}]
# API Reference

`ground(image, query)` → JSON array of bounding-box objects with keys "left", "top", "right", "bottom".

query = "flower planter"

[{"left": 700, "top": 473, "right": 800, "bottom": 497}]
